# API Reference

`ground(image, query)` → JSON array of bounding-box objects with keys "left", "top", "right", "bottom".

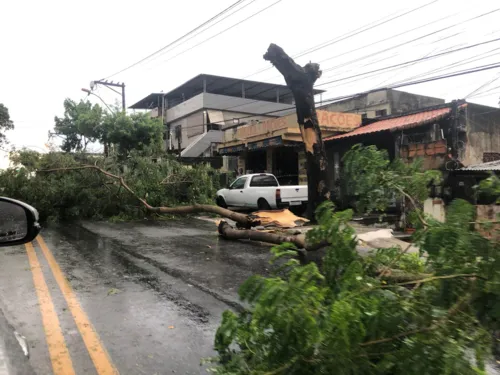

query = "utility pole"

[{"left": 90, "top": 80, "right": 126, "bottom": 112}]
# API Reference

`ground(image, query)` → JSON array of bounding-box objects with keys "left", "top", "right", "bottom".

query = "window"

[
  {"left": 230, "top": 177, "right": 247, "bottom": 189},
  {"left": 375, "top": 109, "right": 387, "bottom": 117},
  {"left": 361, "top": 113, "right": 368, "bottom": 120},
  {"left": 250, "top": 175, "right": 278, "bottom": 187}
]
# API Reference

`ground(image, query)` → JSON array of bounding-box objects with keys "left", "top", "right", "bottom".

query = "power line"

[
  {"left": 465, "top": 73, "right": 500, "bottom": 98},
  {"left": 243, "top": 0, "right": 440, "bottom": 80},
  {"left": 223, "top": 9, "right": 491, "bottom": 105},
  {"left": 140, "top": 0, "right": 258, "bottom": 70},
  {"left": 317, "top": 7, "right": 500, "bottom": 78},
  {"left": 296, "top": 0, "right": 440, "bottom": 59},
  {"left": 165, "top": 61, "right": 500, "bottom": 133},
  {"left": 104, "top": 0, "right": 246, "bottom": 79},
  {"left": 317, "top": 37, "right": 500, "bottom": 88},
  {"left": 383, "top": 45, "right": 500, "bottom": 88},
  {"left": 181, "top": 34, "right": 500, "bottom": 120},
  {"left": 472, "top": 83, "right": 500, "bottom": 96},
  {"left": 468, "top": 90, "right": 500, "bottom": 100},
  {"left": 156, "top": 0, "right": 282, "bottom": 66}
]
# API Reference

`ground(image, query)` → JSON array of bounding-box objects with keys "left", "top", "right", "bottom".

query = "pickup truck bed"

[{"left": 216, "top": 173, "right": 308, "bottom": 210}]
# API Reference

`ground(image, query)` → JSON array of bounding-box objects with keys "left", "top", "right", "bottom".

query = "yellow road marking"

[
  {"left": 37, "top": 236, "right": 119, "bottom": 375},
  {"left": 25, "top": 242, "right": 76, "bottom": 375}
]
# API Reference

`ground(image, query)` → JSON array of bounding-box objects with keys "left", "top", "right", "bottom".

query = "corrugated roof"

[
  {"left": 461, "top": 160, "right": 500, "bottom": 171},
  {"left": 324, "top": 107, "right": 452, "bottom": 141}
]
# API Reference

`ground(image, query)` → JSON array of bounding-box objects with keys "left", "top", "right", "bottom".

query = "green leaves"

[
  {"left": 0, "top": 103, "right": 14, "bottom": 146},
  {"left": 210, "top": 146, "right": 500, "bottom": 374},
  {"left": 0, "top": 152, "right": 221, "bottom": 222},
  {"left": 341, "top": 144, "right": 441, "bottom": 218},
  {"left": 52, "top": 98, "right": 163, "bottom": 157},
  {"left": 101, "top": 111, "right": 163, "bottom": 159},
  {"left": 53, "top": 99, "right": 103, "bottom": 152}
]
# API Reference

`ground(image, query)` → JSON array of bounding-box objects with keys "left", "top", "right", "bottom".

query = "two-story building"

[
  {"left": 129, "top": 74, "right": 324, "bottom": 164},
  {"left": 321, "top": 88, "right": 445, "bottom": 119}
]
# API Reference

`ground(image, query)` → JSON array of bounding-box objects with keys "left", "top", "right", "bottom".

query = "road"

[
  {"left": 0, "top": 218, "right": 498, "bottom": 375},
  {"left": 0, "top": 219, "right": 272, "bottom": 374}
]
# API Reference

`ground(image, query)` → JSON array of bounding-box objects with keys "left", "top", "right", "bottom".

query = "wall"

[
  {"left": 462, "top": 103, "right": 500, "bottom": 166},
  {"left": 476, "top": 205, "right": 500, "bottom": 239},
  {"left": 321, "top": 89, "right": 445, "bottom": 119},
  {"left": 203, "top": 93, "right": 294, "bottom": 117},
  {"left": 388, "top": 90, "right": 444, "bottom": 115},
  {"left": 423, "top": 198, "right": 446, "bottom": 222},
  {"left": 166, "top": 93, "right": 204, "bottom": 123},
  {"left": 166, "top": 92, "right": 295, "bottom": 123},
  {"left": 169, "top": 110, "right": 205, "bottom": 150},
  {"left": 321, "top": 90, "right": 390, "bottom": 118}
]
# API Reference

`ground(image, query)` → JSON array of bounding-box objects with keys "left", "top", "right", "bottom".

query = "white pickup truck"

[{"left": 216, "top": 173, "right": 308, "bottom": 210}]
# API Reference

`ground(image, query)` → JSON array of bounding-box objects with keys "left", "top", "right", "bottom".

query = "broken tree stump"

[{"left": 264, "top": 43, "right": 330, "bottom": 220}]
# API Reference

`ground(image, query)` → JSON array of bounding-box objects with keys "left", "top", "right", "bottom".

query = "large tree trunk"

[{"left": 264, "top": 44, "right": 330, "bottom": 220}]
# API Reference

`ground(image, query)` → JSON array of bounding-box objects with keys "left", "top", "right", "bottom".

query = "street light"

[
  {"left": 81, "top": 88, "right": 114, "bottom": 113},
  {"left": 89, "top": 80, "right": 125, "bottom": 112}
]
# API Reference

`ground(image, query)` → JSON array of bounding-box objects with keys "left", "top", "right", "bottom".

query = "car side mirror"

[{"left": 0, "top": 197, "right": 41, "bottom": 247}]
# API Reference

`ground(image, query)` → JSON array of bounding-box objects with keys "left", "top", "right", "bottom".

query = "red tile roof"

[{"left": 324, "top": 107, "right": 452, "bottom": 141}]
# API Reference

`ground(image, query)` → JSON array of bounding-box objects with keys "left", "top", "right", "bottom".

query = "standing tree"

[
  {"left": 264, "top": 44, "right": 329, "bottom": 220},
  {"left": 0, "top": 103, "right": 14, "bottom": 147},
  {"left": 53, "top": 99, "right": 103, "bottom": 152},
  {"left": 101, "top": 111, "right": 163, "bottom": 159}
]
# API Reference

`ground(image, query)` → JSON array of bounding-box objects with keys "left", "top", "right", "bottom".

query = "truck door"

[{"left": 225, "top": 177, "right": 247, "bottom": 206}]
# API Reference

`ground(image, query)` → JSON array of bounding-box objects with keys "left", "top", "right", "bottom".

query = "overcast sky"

[{"left": 1, "top": 0, "right": 499, "bottom": 167}]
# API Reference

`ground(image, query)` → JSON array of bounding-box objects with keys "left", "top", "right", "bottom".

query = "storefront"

[{"left": 218, "top": 110, "right": 361, "bottom": 185}]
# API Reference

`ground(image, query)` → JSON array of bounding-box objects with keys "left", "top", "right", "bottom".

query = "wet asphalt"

[
  {"left": 0, "top": 218, "right": 273, "bottom": 375},
  {"left": 0, "top": 218, "right": 498, "bottom": 374}
]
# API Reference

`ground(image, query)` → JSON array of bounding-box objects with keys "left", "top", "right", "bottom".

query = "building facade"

[
  {"left": 321, "top": 88, "right": 445, "bottom": 119},
  {"left": 324, "top": 100, "right": 500, "bottom": 205},
  {"left": 129, "top": 74, "right": 324, "bottom": 160},
  {"left": 218, "top": 110, "right": 362, "bottom": 185}
]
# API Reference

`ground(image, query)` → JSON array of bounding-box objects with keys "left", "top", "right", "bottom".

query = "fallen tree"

[
  {"left": 39, "top": 165, "right": 261, "bottom": 228},
  {"left": 6, "top": 143, "right": 439, "bottom": 255},
  {"left": 38, "top": 164, "right": 327, "bottom": 250},
  {"left": 209, "top": 198, "right": 500, "bottom": 374}
]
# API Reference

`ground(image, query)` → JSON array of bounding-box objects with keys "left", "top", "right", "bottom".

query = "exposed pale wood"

[{"left": 264, "top": 43, "right": 330, "bottom": 220}]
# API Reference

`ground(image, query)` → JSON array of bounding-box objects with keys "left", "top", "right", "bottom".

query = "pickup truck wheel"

[
  {"left": 216, "top": 196, "right": 227, "bottom": 208},
  {"left": 257, "top": 198, "right": 271, "bottom": 210}
]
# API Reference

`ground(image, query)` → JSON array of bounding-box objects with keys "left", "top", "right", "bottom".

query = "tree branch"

[
  {"left": 360, "top": 289, "right": 475, "bottom": 347},
  {"left": 393, "top": 185, "right": 428, "bottom": 227},
  {"left": 38, "top": 165, "right": 259, "bottom": 228},
  {"left": 385, "top": 273, "right": 481, "bottom": 287}
]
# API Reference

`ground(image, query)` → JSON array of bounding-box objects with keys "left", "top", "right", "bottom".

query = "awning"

[
  {"left": 218, "top": 144, "right": 246, "bottom": 155},
  {"left": 247, "top": 136, "right": 283, "bottom": 151},
  {"left": 460, "top": 160, "right": 500, "bottom": 171},
  {"left": 324, "top": 106, "right": 458, "bottom": 141}
]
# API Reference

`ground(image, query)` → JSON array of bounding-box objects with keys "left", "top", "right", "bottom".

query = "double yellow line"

[{"left": 26, "top": 236, "right": 119, "bottom": 375}]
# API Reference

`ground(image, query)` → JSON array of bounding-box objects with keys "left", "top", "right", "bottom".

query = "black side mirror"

[{"left": 0, "top": 197, "right": 41, "bottom": 247}]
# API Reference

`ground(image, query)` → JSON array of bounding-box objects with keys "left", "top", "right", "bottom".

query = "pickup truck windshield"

[{"left": 250, "top": 175, "right": 278, "bottom": 187}]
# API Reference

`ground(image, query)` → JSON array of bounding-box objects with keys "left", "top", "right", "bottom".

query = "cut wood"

[
  {"left": 218, "top": 220, "right": 306, "bottom": 249},
  {"left": 250, "top": 209, "right": 309, "bottom": 228}
]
